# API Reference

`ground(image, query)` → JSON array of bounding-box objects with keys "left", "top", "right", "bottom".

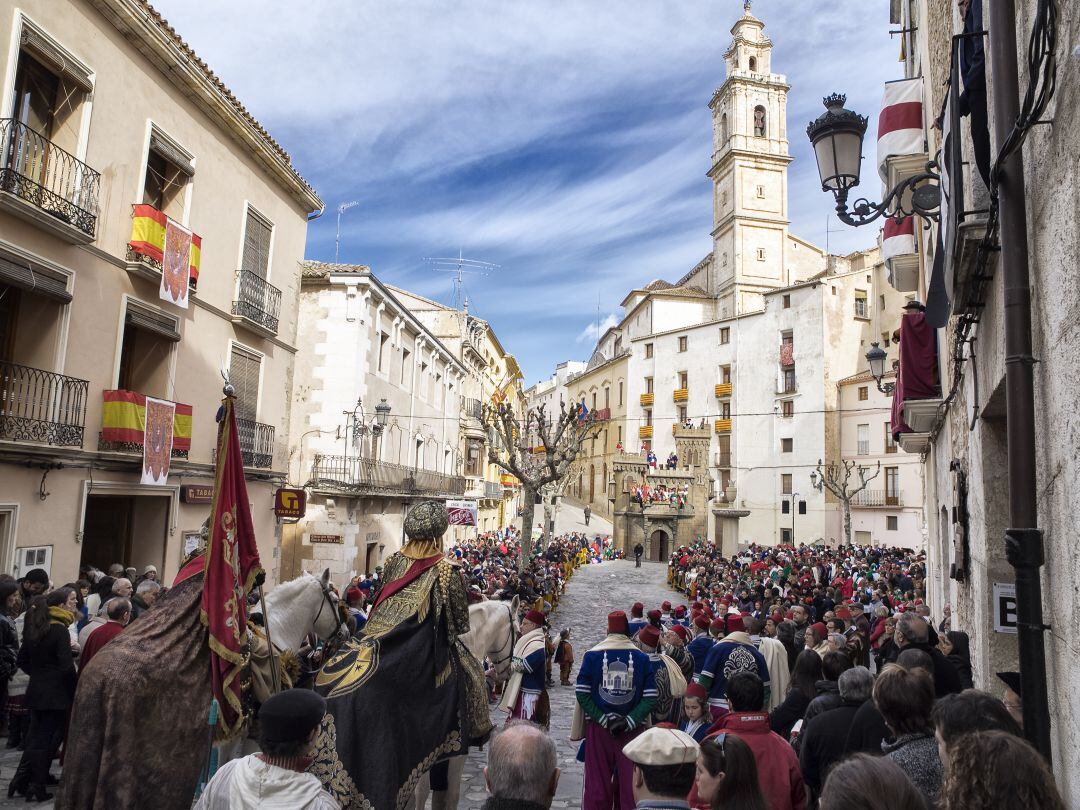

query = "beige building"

[{"left": 0, "top": 0, "right": 321, "bottom": 584}]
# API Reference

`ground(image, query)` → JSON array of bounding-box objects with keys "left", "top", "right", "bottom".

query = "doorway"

[
  {"left": 649, "top": 529, "right": 669, "bottom": 563},
  {"left": 81, "top": 494, "right": 168, "bottom": 574}
]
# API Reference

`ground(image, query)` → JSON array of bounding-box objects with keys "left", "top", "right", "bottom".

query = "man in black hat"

[{"left": 194, "top": 689, "right": 339, "bottom": 809}]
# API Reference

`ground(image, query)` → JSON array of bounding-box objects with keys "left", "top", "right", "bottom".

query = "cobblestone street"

[{"left": 456, "top": 559, "right": 680, "bottom": 810}]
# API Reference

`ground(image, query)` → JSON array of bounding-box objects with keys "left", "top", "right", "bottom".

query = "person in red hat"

[
  {"left": 660, "top": 601, "right": 673, "bottom": 625},
  {"left": 499, "top": 609, "right": 550, "bottom": 727},
  {"left": 679, "top": 682, "right": 711, "bottom": 742},
  {"left": 687, "top": 616, "right": 715, "bottom": 676},
  {"left": 697, "top": 614, "right": 771, "bottom": 717},
  {"left": 646, "top": 609, "right": 663, "bottom": 632},
  {"left": 573, "top": 611, "right": 659, "bottom": 810},
  {"left": 628, "top": 603, "right": 647, "bottom": 638},
  {"left": 708, "top": 618, "right": 726, "bottom": 640}
]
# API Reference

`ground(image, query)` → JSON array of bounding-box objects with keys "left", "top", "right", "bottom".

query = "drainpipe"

[{"left": 986, "top": 0, "right": 1051, "bottom": 761}]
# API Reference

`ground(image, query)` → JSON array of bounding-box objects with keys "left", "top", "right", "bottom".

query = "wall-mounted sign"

[
  {"left": 180, "top": 484, "right": 214, "bottom": 504},
  {"left": 993, "top": 582, "right": 1017, "bottom": 634},
  {"left": 447, "top": 499, "right": 478, "bottom": 527},
  {"left": 310, "top": 534, "right": 343, "bottom": 545},
  {"left": 274, "top": 487, "right": 307, "bottom": 519}
]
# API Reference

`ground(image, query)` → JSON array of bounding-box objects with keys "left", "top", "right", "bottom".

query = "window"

[
  {"left": 721, "top": 401, "right": 731, "bottom": 419},
  {"left": 619, "top": 381, "right": 624, "bottom": 406},
  {"left": 720, "top": 113, "right": 729, "bottom": 143},
  {"left": 854, "top": 291, "right": 869, "bottom": 319},
  {"left": 886, "top": 515, "right": 899, "bottom": 531},
  {"left": 645, "top": 410, "right": 652, "bottom": 427},
  {"left": 720, "top": 327, "right": 730, "bottom": 344},
  {"left": 782, "top": 500, "right": 790, "bottom": 514},
  {"left": 781, "top": 473, "right": 792, "bottom": 495},
  {"left": 229, "top": 343, "right": 262, "bottom": 422},
  {"left": 617, "top": 425, "right": 622, "bottom": 444},
  {"left": 756, "top": 248, "right": 766, "bottom": 261},
  {"left": 781, "top": 368, "right": 796, "bottom": 393},
  {"left": 783, "top": 294, "right": 791, "bottom": 309},
  {"left": 419, "top": 361, "right": 429, "bottom": 399},
  {"left": 645, "top": 343, "right": 653, "bottom": 358},
  {"left": 881, "top": 332, "right": 891, "bottom": 347},
  {"left": 781, "top": 400, "right": 794, "bottom": 417},
  {"left": 591, "top": 392, "right": 597, "bottom": 410},
  {"left": 377, "top": 332, "right": 389, "bottom": 372},
  {"left": 748, "top": 56, "right": 757, "bottom": 72},
  {"left": 434, "top": 372, "right": 443, "bottom": 408},
  {"left": 781, "top": 437, "right": 793, "bottom": 453},
  {"left": 866, "top": 275, "right": 872, "bottom": 283},
  {"left": 781, "top": 331, "right": 794, "bottom": 347},
  {"left": 880, "top": 294, "right": 886, "bottom": 311},
  {"left": 678, "top": 371, "right": 688, "bottom": 389},
  {"left": 781, "top": 528, "right": 792, "bottom": 544},
  {"left": 116, "top": 300, "right": 179, "bottom": 399},
  {"left": 885, "top": 466, "right": 900, "bottom": 505},
  {"left": 857, "top": 424, "right": 869, "bottom": 456},
  {"left": 142, "top": 128, "right": 194, "bottom": 220},
  {"left": 678, "top": 336, "right": 688, "bottom": 352},
  {"left": 604, "top": 387, "right": 610, "bottom": 409},
  {"left": 400, "top": 348, "right": 411, "bottom": 387},
  {"left": 677, "top": 405, "right": 687, "bottom": 422},
  {"left": 799, "top": 500, "right": 807, "bottom": 515},
  {"left": 831, "top": 286, "right": 837, "bottom": 295},
  {"left": 885, "top": 423, "right": 897, "bottom": 453},
  {"left": 241, "top": 207, "right": 273, "bottom": 280},
  {"left": 645, "top": 376, "right": 653, "bottom": 394},
  {"left": 753, "top": 105, "right": 767, "bottom": 137},
  {"left": 721, "top": 365, "right": 731, "bottom": 384},
  {"left": 858, "top": 386, "right": 869, "bottom": 401}
]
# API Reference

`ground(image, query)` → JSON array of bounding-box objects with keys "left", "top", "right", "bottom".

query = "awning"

[
  {"left": 877, "top": 78, "right": 924, "bottom": 182},
  {"left": 0, "top": 248, "right": 72, "bottom": 303}
]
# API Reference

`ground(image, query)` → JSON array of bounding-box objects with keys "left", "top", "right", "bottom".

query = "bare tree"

[
  {"left": 813, "top": 458, "right": 882, "bottom": 546},
  {"left": 483, "top": 401, "right": 598, "bottom": 571}
]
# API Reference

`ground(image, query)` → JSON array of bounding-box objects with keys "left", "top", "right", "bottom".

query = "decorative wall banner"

[
  {"left": 160, "top": 218, "right": 192, "bottom": 309},
  {"left": 446, "top": 499, "right": 478, "bottom": 527},
  {"left": 274, "top": 488, "right": 307, "bottom": 519},
  {"left": 310, "top": 534, "right": 344, "bottom": 545},
  {"left": 141, "top": 396, "right": 175, "bottom": 485}
]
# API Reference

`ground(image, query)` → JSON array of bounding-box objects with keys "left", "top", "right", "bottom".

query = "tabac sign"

[{"left": 274, "top": 488, "right": 307, "bottom": 520}]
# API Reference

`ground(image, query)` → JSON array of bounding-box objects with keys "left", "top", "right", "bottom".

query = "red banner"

[{"left": 201, "top": 397, "right": 263, "bottom": 739}]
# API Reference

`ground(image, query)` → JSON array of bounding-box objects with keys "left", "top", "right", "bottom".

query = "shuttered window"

[
  {"left": 241, "top": 208, "right": 273, "bottom": 279},
  {"left": 229, "top": 344, "right": 261, "bottom": 422}
]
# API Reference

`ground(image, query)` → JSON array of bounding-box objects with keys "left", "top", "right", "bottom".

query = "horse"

[{"left": 411, "top": 596, "right": 520, "bottom": 810}]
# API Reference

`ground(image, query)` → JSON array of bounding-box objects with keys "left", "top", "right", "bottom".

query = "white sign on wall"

[{"left": 993, "top": 582, "right": 1017, "bottom": 634}]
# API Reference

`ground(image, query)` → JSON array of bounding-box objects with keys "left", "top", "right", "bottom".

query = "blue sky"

[{"left": 153, "top": 0, "right": 900, "bottom": 384}]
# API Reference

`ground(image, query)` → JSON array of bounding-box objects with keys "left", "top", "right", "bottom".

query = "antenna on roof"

[{"left": 423, "top": 249, "right": 500, "bottom": 308}]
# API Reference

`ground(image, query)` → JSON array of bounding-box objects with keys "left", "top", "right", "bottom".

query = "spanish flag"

[
  {"left": 101, "top": 389, "right": 192, "bottom": 452},
  {"left": 129, "top": 204, "right": 203, "bottom": 287}
]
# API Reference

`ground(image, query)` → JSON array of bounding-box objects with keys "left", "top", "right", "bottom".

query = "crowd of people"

[{"left": 630, "top": 483, "right": 690, "bottom": 508}]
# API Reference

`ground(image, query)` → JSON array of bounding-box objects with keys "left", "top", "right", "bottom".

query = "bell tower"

[{"left": 708, "top": 1, "right": 794, "bottom": 316}]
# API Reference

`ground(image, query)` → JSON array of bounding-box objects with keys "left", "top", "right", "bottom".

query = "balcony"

[
  {"left": 231, "top": 270, "right": 282, "bottom": 337},
  {"left": 902, "top": 398, "right": 943, "bottom": 433},
  {"left": 463, "top": 398, "right": 483, "bottom": 420},
  {"left": 236, "top": 418, "right": 274, "bottom": 468},
  {"left": 639, "top": 425, "right": 653, "bottom": 439},
  {"left": 714, "top": 419, "right": 732, "bottom": 434},
  {"left": 310, "top": 455, "right": 466, "bottom": 497},
  {"left": 126, "top": 203, "right": 202, "bottom": 293},
  {"left": 715, "top": 451, "right": 731, "bottom": 468},
  {"left": 98, "top": 390, "right": 191, "bottom": 459},
  {"left": 898, "top": 432, "right": 930, "bottom": 454},
  {"left": 640, "top": 393, "right": 654, "bottom": 407},
  {"left": 715, "top": 382, "right": 732, "bottom": 398},
  {"left": 0, "top": 118, "right": 101, "bottom": 243},
  {"left": 588, "top": 407, "right": 611, "bottom": 422},
  {"left": 0, "top": 361, "right": 88, "bottom": 447},
  {"left": 851, "top": 489, "right": 902, "bottom": 508},
  {"left": 465, "top": 477, "right": 504, "bottom": 501},
  {"left": 673, "top": 388, "right": 688, "bottom": 403}
]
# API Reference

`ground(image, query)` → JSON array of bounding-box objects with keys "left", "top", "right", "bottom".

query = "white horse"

[{"left": 412, "top": 597, "right": 521, "bottom": 810}]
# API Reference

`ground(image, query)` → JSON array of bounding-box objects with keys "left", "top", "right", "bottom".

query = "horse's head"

[
  {"left": 309, "top": 568, "right": 349, "bottom": 643},
  {"left": 489, "top": 595, "right": 520, "bottom": 684}
]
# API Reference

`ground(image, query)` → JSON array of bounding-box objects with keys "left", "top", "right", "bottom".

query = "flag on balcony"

[
  {"left": 129, "top": 204, "right": 203, "bottom": 289},
  {"left": 141, "top": 396, "right": 175, "bottom": 485},
  {"left": 101, "top": 390, "right": 193, "bottom": 453},
  {"left": 160, "top": 218, "right": 192, "bottom": 310},
  {"left": 877, "top": 78, "right": 924, "bottom": 182},
  {"left": 202, "top": 395, "right": 263, "bottom": 739}
]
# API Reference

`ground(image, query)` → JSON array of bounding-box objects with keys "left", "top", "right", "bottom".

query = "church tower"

[{"left": 708, "top": 1, "right": 794, "bottom": 317}]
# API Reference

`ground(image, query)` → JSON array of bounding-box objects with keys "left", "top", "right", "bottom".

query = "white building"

[{"left": 525, "top": 360, "right": 587, "bottom": 417}]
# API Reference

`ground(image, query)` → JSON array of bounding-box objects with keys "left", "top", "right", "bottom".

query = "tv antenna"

[{"left": 424, "top": 250, "right": 500, "bottom": 309}]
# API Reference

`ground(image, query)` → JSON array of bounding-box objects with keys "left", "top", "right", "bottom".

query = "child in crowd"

[
  {"left": 554, "top": 628, "right": 574, "bottom": 686},
  {"left": 680, "top": 682, "right": 712, "bottom": 742}
]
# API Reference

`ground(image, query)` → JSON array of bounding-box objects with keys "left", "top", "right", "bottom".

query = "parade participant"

[
  {"left": 573, "top": 610, "right": 658, "bottom": 810},
  {"left": 660, "top": 601, "right": 673, "bottom": 626},
  {"left": 194, "top": 689, "right": 339, "bottom": 810},
  {"left": 679, "top": 683, "right": 711, "bottom": 743},
  {"left": 708, "top": 618, "right": 725, "bottom": 641},
  {"left": 634, "top": 543, "right": 644, "bottom": 568},
  {"left": 672, "top": 605, "right": 688, "bottom": 627},
  {"left": 687, "top": 616, "right": 714, "bottom": 675},
  {"left": 313, "top": 501, "right": 492, "bottom": 810},
  {"left": 501, "top": 609, "right": 550, "bottom": 727},
  {"left": 662, "top": 626, "right": 695, "bottom": 684},
  {"left": 555, "top": 629, "right": 575, "bottom": 686},
  {"left": 77, "top": 598, "right": 130, "bottom": 671},
  {"left": 697, "top": 614, "right": 770, "bottom": 715},
  {"left": 628, "top": 603, "right": 647, "bottom": 638},
  {"left": 647, "top": 609, "right": 663, "bottom": 632},
  {"left": 622, "top": 725, "right": 698, "bottom": 810},
  {"left": 745, "top": 617, "right": 788, "bottom": 712},
  {"left": 635, "top": 625, "right": 686, "bottom": 725}
]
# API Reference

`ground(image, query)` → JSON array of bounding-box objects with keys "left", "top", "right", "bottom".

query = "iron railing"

[
  {"left": 310, "top": 454, "right": 467, "bottom": 496},
  {"left": 237, "top": 418, "right": 274, "bottom": 468},
  {"left": 464, "top": 398, "right": 483, "bottom": 420},
  {"left": 0, "top": 361, "right": 87, "bottom": 447},
  {"left": 232, "top": 270, "right": 281, "bottom": 334},
  {"left": 851, "top": 489, "right": 901, "bottom": 507},
  {"left": 98, "top": 433, "right": 188, "bottom": 459},
  {"left": 0, "top": 118, "right": 100, "bottom": 238},
  {"left": 715, "top": 451, "right": 732, "bottom": 468}
]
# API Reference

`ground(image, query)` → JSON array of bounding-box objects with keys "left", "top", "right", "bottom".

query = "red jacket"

[
  {"left": 689, "top": 711, "right": 807, "bottom": 810},
  {"left": 78, "top": 621, "right": 125, "bottom": 671}
]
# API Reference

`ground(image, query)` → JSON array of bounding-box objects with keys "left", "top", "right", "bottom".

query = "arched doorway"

[{"left": 649, "top": 529, "right": 670, "bottom": 562}]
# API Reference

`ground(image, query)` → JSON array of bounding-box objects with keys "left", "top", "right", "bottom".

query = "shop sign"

[
  {"left": 447, "top": 499, "right": 478, "bottom": 526},
  {"left": 993, "top": 582, "right": 1017, "bottom": 634},
  {"left": 180, "top": 484, "right": 214, "bottom": 504},
  {"left": 274, "top": 487, "right": 307, "bottom": 519},
  {"left": 310, "top": 534, "right": 343, "bottom": 545}
]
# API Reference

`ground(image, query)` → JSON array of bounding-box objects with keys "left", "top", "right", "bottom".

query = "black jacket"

[
  {"left": 19, "top": 623, "right": 76, "bottom": 711},
  {"left": 0, "top": 615, "right": 18, "bottom": 681},
  {"left": 842, "top": 698, "right": 892, "bottom": 756},
  {"left": 906, "top": 641, "right": 963, "bottom": 697},
  {"left": 770, "top": 688, "right": 811, "bottom": 739},
  {"left": 130, "top": 594, "right": 152, "bottom": 620},
  {"left": 803, "top": 680, "right": 842, "bottom": 725},
  {"left": 947, "top": 653, "right": 974, "bottom": 691},
  {"left": 800, "top": 698, "right": 866, "bottom": 796}
]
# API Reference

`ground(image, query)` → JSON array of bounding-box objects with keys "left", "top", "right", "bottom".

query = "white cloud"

[{"left": 576, "top": 312, "right": 620, "bottom": 344}]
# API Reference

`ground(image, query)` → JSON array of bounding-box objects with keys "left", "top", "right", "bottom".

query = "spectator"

[
  {"left": 790, "top": 606, "right": 810, "bottom": 650},
  {"left": 195, "top": 688, "right": 339, "bottom": 809},
  {"left": 775, "top": 621, "right": 799, "bottom": 673},
  {"left": 0, "top": 582, "right": 19, "bottom": 737},
  {"left": 622, "top": 726, "right": 698, "bottom": 810},
  {"left": 106, "top": 563, "right": 125, "bottom": 580},
  {"left": 78, "top": 598, "right": 131, "bottom": 670},
  {"left": 930, "top": 689, "right": 1021, "bottom": 765},
  {"left": 799, "top": 666, "right": 874, "bottom": 801},
  {"left": 84, "top": 576, "right": 115, "bottom": 618},
  {"left": 131, "top": 580, "right": 160, "bottom": 620},
  {"left": 694, "top": 671, "right": 806, "bottom": 810},
  {"left": 482, "top": 721, "right": 560, "bottom": 810},
  {"left": 873, "top": 664, "right": 942, "bottom": 804},
  {"left": 802, "top": 652, "right": 851, "bottom": 726},
  {"left": 112, "top": 577, "right": 134, "bottom": 600},
  {"left": 770, "top": 649, "right": 821, "bottom": 739},
  {"left": 805, "top": 623, "right": 829, "bottom": 657},
  {"left": 818, "top": 754, "right": 927, "bottom": 810},
  {"left": 937, "top": 631, "right": 972, "bottom": 691},
  {"left": 893, "top": 613, "right": 961, "bottom": 697},
  {"left": 77, "top": 601, "right": 110, "bottom": 649},
  {"left": 695, "top": 734, "right": 767, "bottom": 810},
  {"left": 940, "top": 730, "right": 1064, "bottom": 810},
  {"left": 139, "top": 565, "right": 159, "bottom": 585},
  {"left": 996, "top": 671, "right": 1023, "bottom": 729},
  {"left": 5, "top": 586, "right": 27, "bottom": 750},
  {"left": 16, "top": 570, "right": 48, "bottom": 607},
  {"left": 7, "top": 589, "right": 77, "bottom": 802}
]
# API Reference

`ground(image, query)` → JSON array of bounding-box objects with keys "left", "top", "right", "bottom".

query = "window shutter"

[
  {"left": 20, "top": 26, "right": 93, "bottom": 93},
  {"left": 229, "top": 345, "right": 261, "bottom": 422},
  {"left": 241, "top": 209, "right": 272, "bottom": 279},
  {"left": 149, "top": 130, "right": 195, "bottom": 177}
]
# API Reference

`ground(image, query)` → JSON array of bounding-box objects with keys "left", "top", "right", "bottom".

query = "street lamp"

[
  {"left": 343, "top": 397, "right": 391, "bottom": 467},
  {"left": 865, "top": 342, "right": 895, "bottom": 394},
  {"left": 809, "top": 469, "right": 822, "bottom": 492},
  {"left": 807, "top": 94, "right": 941, "bottom": 228}
]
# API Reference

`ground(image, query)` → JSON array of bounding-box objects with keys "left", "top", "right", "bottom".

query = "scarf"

[
  {"left": 499, "top": 627, "right": 548, "bottom": 711},
  {"left": 48, "top": 606, "right": 75, "bottom": 627}
]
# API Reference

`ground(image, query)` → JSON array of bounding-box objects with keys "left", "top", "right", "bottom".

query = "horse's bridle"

[
  {"left": 314, "top": 580, "right": 347, "bottom": 642},
  {"left": 488, "top": 602, "right": 519, "bottom": 676}
]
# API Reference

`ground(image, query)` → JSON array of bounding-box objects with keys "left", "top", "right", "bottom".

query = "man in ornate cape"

[
  {"left": 499, "top": 609, "right": 549, "bottom": 727},
  {"left": 311, "top": 501, "right": 491, "bottom": 810}
]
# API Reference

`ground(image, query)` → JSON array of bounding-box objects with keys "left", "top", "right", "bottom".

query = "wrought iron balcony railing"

[
  {"left": 464, "top": 398, "right": 483, "bottom": 420},
  {"left": 231, "top": 270, "right": 281, "bottom": 334},
  {"left": 237, "top": 418, "right": 274, "bottom": 468},
  {"left": 851, "top": 489, "right": 902, "bottom": 507},
  {"left": 310, "top": 454, "right": 466, "bottom": 497},
  {"left": 0, "top": 361, "right": 88, "bottom": 447},
  {"left": 0, "top": 118, "right": 101, "bottom": 238}
]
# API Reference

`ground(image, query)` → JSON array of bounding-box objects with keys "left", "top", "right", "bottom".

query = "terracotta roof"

[
  {"left": 300, "top": 261, "right": 371, "bottom": 280},
  {"left": 644, "top": 279, "right": 674, "bottom": 291}
]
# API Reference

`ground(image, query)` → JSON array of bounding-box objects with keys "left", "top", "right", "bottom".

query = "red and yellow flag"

[
  {"left": 201, "top": 396, "right": 263, "bottom": 739},
  {"left": 101, "top": 390, "right": 192, "bottom": 452},
  {"left": 129, "top": 203, "right": 203, "bottom": 286}
]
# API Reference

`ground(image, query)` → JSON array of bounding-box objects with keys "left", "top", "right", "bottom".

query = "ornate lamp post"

[
  {"left": 343, "top": 397, "right": 391, "bottom": 468},
  {"left": 865, "top": 342, "right": 896, "bottom": 394}
]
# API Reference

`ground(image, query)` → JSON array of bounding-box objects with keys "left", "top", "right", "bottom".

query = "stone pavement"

[
  {"left": 456, "top": 559, "right": 680, "bottom": 810},
  {"left": 0, "top": 743, "right": 50, "bottom": 809}
]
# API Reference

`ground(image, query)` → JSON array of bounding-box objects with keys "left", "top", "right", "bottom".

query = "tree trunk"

[
  {"left": 519, "top": 489, "right": 537, "bottom": 572},
  {"left": 542, "top": 498, "right": 553, "bottom": 550},
  {"left": 842, "top": 498, "right": 852, "bottom": 546}
]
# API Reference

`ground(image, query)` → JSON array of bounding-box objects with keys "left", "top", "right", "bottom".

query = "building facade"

[{"left": 0, "top": 0, "right": 321, "bottom": 585}]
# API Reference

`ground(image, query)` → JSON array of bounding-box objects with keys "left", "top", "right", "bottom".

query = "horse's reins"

[
  {"left": 487, "top": 602, "right": 519, "bottom": 674},
  {"left": 314, "top": 581, "right": 347, "bottom": 641}
]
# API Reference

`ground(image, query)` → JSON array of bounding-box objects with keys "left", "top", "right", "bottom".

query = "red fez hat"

[
  {"left": 685, "top": 682, "right": 708, "bottom": 702},
  {"left": 671, "top": 625, "right": 690, "bottom": 642},
  {"left": 674, "top": 605, "right": 687, "bottom": 617},
  {"left": 344, "top": 586, "right": 363, "bottom": 604},
  {"left": 770, "top": 612, "right": 784, "bottom": 625},
  {"left": 709, "top": 618, "right": 726, "bottom": 634},
  {"left": 692, "top": 602, "right": 703, "bottom": 610},
  {"left": 647, "top": 609, "right": 662, "bottom": 623},
  {"left": 631, "top": 602, "right": 644, "bottom": 617},
  {"left": 835, "top": 608, "right": 853, "bottom": 621},
  {"left": 693, "top": 615, "right": 710, "bottom": 631},
  {"left": 638, "top": 625, "right": 661, "bottom": 649},
  {"left": 662, "top": 601, "right": 672, "bottom": 610},
  {"left": 524, "top": 609, "right": 546, "bottom": 626},
  {"left": 811, "top": 622, "right": 828, "bottom": 639},
  {"left": 608, "top": 611, "right": 629, "bottom": 635},
  {"left": 726, "top": 614, "right": 745, "bottom": 634},
  {"left": 724, "top": 593, "right": 734, "bottom": 602},
  {"left": 784, "top": 610, "right": 794, "bottom": 620}
]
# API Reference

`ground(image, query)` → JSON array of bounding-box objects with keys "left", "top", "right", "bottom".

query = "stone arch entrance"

[{"left": 648, "top": 529, "right": 670, "bottom": 562}]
